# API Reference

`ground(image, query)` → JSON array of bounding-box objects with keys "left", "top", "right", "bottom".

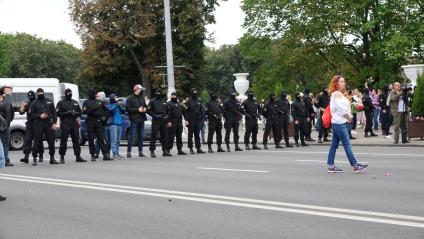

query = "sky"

[{"left": 0, "top": 0, "right": 246, "bottom": 49}]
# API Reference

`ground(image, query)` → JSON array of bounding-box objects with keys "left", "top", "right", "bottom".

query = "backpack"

[{"left": 322, "top": 99, "right": 332, "bottom": 129}]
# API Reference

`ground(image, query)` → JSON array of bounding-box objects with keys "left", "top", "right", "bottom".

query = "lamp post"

[{"left": 164, "top": 0, "right": 175, "bottom": 98}]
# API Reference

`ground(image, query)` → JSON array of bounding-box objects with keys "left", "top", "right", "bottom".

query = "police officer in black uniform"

[
  {"left": 241, "top": 90, "right": 261, "bottom": 150},
  {"left": 185, "top": 88, "right": 205, "bottom": 154},
  {"left": 303, "top": 89, "right": 315, "bottom": 141},
  {"left": 223, "top": 89, "right": 243, "bottom": 152},
  {"left": 19, "top": 90, "right": 44, "bottom": 163},
  {"left": 206, "top": 92, "right": 225, "bottom": 153},
  {"left": 83, "top": 89, "right": 112, "bottom": 161},
  {"left": 29, "top": 88, "right": 59, "bottom": 166},
  {"left": 56, "top": 89, "right": 86, "bottom": 163},
  {"left": 291, "top": 93, "right": 310, "bottom": 147},
  {"left": 148, "top": 89, "right": 171, "bottom": 158},
  {"left": 262, "top": 93, "right": 280, "bottom": 150},
  {"left": 167, "top": 92, "right": 187, "bottom": 155},
  {"left": 277, "top": 91, "right": 293, "bottom": 148}
]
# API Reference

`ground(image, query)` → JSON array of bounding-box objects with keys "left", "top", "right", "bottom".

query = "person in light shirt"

[{"left": 326, "top": 75, "right": 368, "bottom": 173}]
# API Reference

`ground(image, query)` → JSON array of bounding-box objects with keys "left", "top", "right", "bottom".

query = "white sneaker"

[
  {"left": 385, "top": 135, "right": 392, "bottom": 139},
  {"left": 351, "top": 131, "right": 357, "bottom": 134}
]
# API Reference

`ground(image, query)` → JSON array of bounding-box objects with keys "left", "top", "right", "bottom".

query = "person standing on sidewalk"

[
  {"left": 276, "top": 91, "right": 293, "bottom": 147},
  {"left": 167, "top": 92, "right": 188, "bottom": 155},
  {"left": 0, "top": 86, "right": 14, "bottom": 167},
  {"left": 316, "top": 88, "right": 330, "bottom": 143},
  {"left": 262, "top": 93, "right": 280, "bottom": 150},
  {"left": 241, "top": 90, "right": 262, "bottom": 150},
  {"left": 326, "top": 75, "right": 368, "bottom": 173},
  {"left": 379, "top": 85, "right": 391, "bottom": 137},
  {"left": 108, "top": 94, "right": 125, "bottom": 159},
  {"left": 147, "top": 89, "right": 171, "bottom": 158},
  {"left": 371, "top": 89, "right": 380, "bottom": 131},
  {"left": 125, "top": 85, "right": 148, "bottom": 159},
  {"left": 389, "top": 82, "right": 409, "bottom": 144},
  {"left": 291, "top": 93, "right": 309, "bottom": 147},
  {"left": 303, "top": 89, "right": 315, "bottom": 141},
  {"left": 206, "top": 91, "right": 225, "bottom": 153},
  {"left": 223, "top": 89, "right": 243, "bottom": 152},
  {"left": 362, "top": 88, "right": 377, "bottom": 137}
]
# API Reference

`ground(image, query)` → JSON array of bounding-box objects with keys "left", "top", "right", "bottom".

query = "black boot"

[
  {"left": 177, "top": 149, "right": 187, "bottom": 155},
  {"left": 295, "top": 142, "right": 300, "bottom": 147},
  {"left": 208, "top": 145, "right": 214, "bottom": 153},
  {"left": 197, "top": 147, "right": 205, "bottom": 154},
  {"left": 245, "top": 144, "right": 251, "bottom": 150},
  {"left": 76, "top": 155, "right": 87, "bottom": 163},
  {"left": 32, "top": 157, "right": 37, "bottom": 166},
  {"left": 285, "top": 142, "right": 294, "bottom": 148},
  {"left": 60, "top": 155, "right": 65, "bottom": 164},
  {"left": 150, "top": 150, "right": 156, "bottom": 158},
  {"left": 189, "top": 148, "right": 195, "bottom": 154},
  {"left": 252, "top": 144, "right": 261, "bottom": 150},
  {"left": 50, "top": 155, "right": 59, "bottom": 165},
  {"left": 91, "top": 155, "right": 96, "bottom": 161},
  {"left": 301, "top": 141, "right": 309, "bottom": 146},
  {"left": 163, "top": 150, "right": 172, "bottom": 157},
  {"left": 5, "top": 160, "right": 13, "bottom": 167},
  {"left": 103, "top": 153, "right": 113, "bottom": 161},
  {"left": 263, "top": 143, "right": 269, "bottom": 150},
  {"left": 235, "top": 144, "right": 243, "bottom": 151},
  {"left": 20, "top": 154, "right": 29, "bottom": 164},
  {"left": 38, "top": 154, "right": 44, "bottom": 163},
  {"left": 217, "top": 145, "right": 225, "bottom": 152},
  {"left": 275, "top": 143, "right": 284, "bottom": 149},
  {"left": 226, "top": 144, "right": 231, "bottom": 152}
]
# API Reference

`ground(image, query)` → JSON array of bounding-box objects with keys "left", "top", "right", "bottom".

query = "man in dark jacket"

[
  {"left": 303, "top": 89, "right": 315, "bottom": 141},
  {"left": 83, "top": 89, "right": 112, "bottom": 161},
  {"left": 241, "top": 90, "right": 262, "bottom": 150},
  {"left": 19, "top": 90, "right": 44, "bottom": 164},
  {"left": 362, "top": 88, "right": 377, "bottom": 137},
  {"left": 125, "top": 85, "right": 148, "bottom": 159},
  {"left": 184, "top": 88, "right": 205, "bottom": 154},
  {"left": 379, "top": 85, "right": 391, "bottom": 136},
  {"left": 29, "top": 88, "right": 59, "bottom": 165},
  {"left": 56, "top": 89, "right": 86, "bottom": 163},
  {"left": 223, "top": 89, "right": 243, "bottom": 152},
  {"left": 147, "top": 89, "right": 171, "bottom": 158},
  {"left": 167, "top": 92, "right": 187, "bottom": 155},
  {"left": 277, "top": 91, "right": 293, "bottom": 148},
  {"left": 291, "top": 93, "right": 309, "bottom": 147},
  {"left": 206, "top": 91, "right": 225, "bottom": 153},
  {"left": 315, "top": 88, "right": 330, "bottom": 143},
  {"left": 0, "top": 86, "right": 15, "bottom": 166},
  {"left": 262, "top": 93, "right": 280, "bottom": 149}
]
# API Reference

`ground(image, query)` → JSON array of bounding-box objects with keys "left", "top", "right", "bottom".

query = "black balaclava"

[
  {"left": 322, "top": 88, "right": 328, "bottom": 95},
  {"left": 27, "top": 90, "right": 36, "bottom": 102},
  {"left": 36, "top": 88, "right": 45, "bottom": 100},
  {"left": 191, "top": 88, "right": 198, "bottom": 100},
  {"left": 304, "top": 89, "right": 310, "bottom": 95},
  {"left": 383, "top": 85, "right": 389, "bottom": 94},
  {"left": 247, "top": 89, "right": 254, "bottom": 100},
  {"left": 155, "top": 89, "right": 162, "bottom": 100},
  {"left": 295, "top": 93, "right": 301, "bottom": 101},
  {"left": 171, "top": 92, "right": 177, "bottom": 102},
  {"left": 88, "top": 89, "right": 96, "bottom": 100},
  {"left": 269, "top": 93, "right": 276, "bottom": 102},
  {"left": 280, "top": 91, "right": 287, "bottom": 100},
  {"left": 229, "top": 89, "right": 236, "bottom": 100},
  {"left": 209, "top": 92, "right": 218, "bottom": 101},
  {"left": 65, "top": 88, "right": 72, "bottom": 100},
  {"left": 364, "top": 88, "right": 370, "bottom": 96}
]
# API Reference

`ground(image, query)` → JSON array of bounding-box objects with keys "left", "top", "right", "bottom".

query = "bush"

[{"left": 412, "top": 74, "right": 424, "bottom": 117}]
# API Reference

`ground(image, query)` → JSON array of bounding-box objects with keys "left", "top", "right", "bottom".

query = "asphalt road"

[{"left": 1, "top": 145, "right": 424, "bottom": 239}]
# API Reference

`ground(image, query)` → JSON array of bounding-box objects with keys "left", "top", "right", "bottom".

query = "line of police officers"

[{"left": 18, "top": 86, "right": 312, "bottom": 165}]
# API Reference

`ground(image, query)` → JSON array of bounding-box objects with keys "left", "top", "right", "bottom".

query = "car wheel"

[{"left": 10, "top": 131, "right": 25, "bottom": 151}]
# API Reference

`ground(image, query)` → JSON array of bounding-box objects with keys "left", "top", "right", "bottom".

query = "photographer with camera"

[{"left": 389, "top": 82, "right": 409, "bottom": 144}]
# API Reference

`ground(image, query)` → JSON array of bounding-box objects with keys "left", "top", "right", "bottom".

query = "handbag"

[{"left": 322, "top": 103, "right": 332, "bottom": 129}]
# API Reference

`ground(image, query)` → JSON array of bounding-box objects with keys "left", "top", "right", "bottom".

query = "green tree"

[{"left": 412, "top": 74, "right": 424, "bottom": 117}]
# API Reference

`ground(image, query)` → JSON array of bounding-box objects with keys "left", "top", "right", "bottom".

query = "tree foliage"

[
  {"left": 412, "top": 73, "right": 424, "bottom": 117},
  {"left": 69, "top": 0, "right": 223, "bottom": 97}
]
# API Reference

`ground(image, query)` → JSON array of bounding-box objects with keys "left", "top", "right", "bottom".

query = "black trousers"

[
  {"left": 263, "top": 118, "right": 279, "bottom": 144},
  {"left": 380, "top": 110, "right": 390, "bottom": 135},
  {"left": 23, "top": 123, "right": 44, "bottom": 157},
  {"left": 87, "top": 119, "right": 108, "bottom": 155},
  {"left": 279, "top": 116, "right": 289, "bottom": 144},
  {"left": 365, "top": 111, "right": 373, "bottom": 134},
  {"left": 294, "top": 118, "right": 307, "bottom": 143},
  {"left": 188, "top": 120, "right": 201, "bottom": 149},
  {"left": 167, "top": 121, "right": 183, "bottom": 150},
  {"left": 224, "top": 120, "right": 239, "bottom": 144},
  {"left": 33, "top": 121, "right": 55, "bottom": 157},
  {"left": 59, "top": 120, "right": 81, "bottom": 156},
  {"left": 208, "top": 118, "right": 222, "bottom": 145},
  {"left": 150, "top": 119, "right": 168, "bottom": 151},
  {"left": 305, "top": 117, "right": 313, "bottom": 139},
  {"left": 244, "top": 119, "right": 258, "bottom": 144}
]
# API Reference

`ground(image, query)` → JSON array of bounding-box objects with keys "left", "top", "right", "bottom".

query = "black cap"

[{"left": 36, "top": 88, "right": 44, "bottom": 94}]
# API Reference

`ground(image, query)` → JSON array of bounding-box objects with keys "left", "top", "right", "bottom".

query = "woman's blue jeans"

[{"left": 327, "top": 123, "right": 358, "bottom": 167}]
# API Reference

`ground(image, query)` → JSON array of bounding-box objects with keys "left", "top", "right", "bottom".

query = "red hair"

[{"left": 328, "top": 75, "right": 345, "bottom": 94}]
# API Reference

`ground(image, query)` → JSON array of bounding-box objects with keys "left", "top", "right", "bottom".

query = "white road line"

[
  {"left": 265, "top": 151, "right": 424, "bottom": 157},
  {"left": 1, "top": 174, "right": 424, "bottom": 227},
  {"left": 197, "top": 167, "right": 269, "bottom": 173},
  {"left": 294, "top": 160, "right": 369, "bottom": 164}
]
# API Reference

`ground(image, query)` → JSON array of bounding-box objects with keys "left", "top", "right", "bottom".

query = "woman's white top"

[{"left": 330, "top": 91, "right": 351, "bottom": 124}]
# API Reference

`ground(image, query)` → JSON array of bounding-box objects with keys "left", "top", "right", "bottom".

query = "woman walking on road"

[{"left": 327, "top": 75, "right": 368, "bottom": 173}]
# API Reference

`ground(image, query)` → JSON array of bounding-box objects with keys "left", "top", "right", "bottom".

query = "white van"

[{"left": 0, "top": 78, "right": 80, "bottom": 150}]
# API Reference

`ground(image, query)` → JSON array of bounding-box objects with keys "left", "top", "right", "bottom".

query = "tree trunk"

[{"left": 129, "top": 48, "right": 151, "bottom": 98}]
